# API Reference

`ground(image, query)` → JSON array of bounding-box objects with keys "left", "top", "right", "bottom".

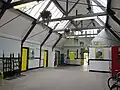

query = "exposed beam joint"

[
  {"left": 38, "top": 12, "right": 107, "bottom": 23},
  {"left": 68, "top": 0, "right": 80, "bottom": 14},
  {"left": 54, "top": 26, "right": 105, "bottom": 32},
  {"left": 52, "top": 34, "right": 62, "bottom": 50}
]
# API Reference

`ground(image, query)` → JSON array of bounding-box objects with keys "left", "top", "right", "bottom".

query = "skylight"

[
  {"left": 14, "top": 0, "right": 50, "bottom": 19},
  {"left": 92, "top": 1, "right": 107, "bottom": 26},
  {"left": 46, "top": 2, "right": 69, "bottom": 29},
  {"left": 14, "top": 0, "right": 69, "bottom": 30},
  {"left": 97, "top": 0, "right": 107, "bottom": 7}
]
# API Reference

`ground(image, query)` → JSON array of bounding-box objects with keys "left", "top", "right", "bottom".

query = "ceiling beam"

[
  {"left": 54, "top": 26, "right": 105, "bottom": 32},
  {"left": 38, "top": 12, "right": 107, "bottom": 23}
]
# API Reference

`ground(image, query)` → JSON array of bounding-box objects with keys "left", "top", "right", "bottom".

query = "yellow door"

[
  {"left": 44, "top": 51, "right": 47, "bottom": 68},
  {"left": 21, "top": 48, "right": 28, "bottom": 71}
]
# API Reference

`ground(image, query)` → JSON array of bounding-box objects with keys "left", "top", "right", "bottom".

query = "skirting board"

[{"left": 89, "top": 70, "right": 110, "bottom": 73}]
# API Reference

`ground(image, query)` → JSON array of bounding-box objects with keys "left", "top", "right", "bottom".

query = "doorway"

[
  {"left": 54, "top": 50, "right": 60, "bottom": 66},
  {"left": 43, "top": 50, "right": 48, "bottom": 68}
]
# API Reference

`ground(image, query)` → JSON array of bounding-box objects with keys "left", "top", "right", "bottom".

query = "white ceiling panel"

[
  {"left": 45, "top": 33, "right": 59, "bottom": 46},
  {"left": 0, "top": 9, "right": 34, "bottom": 39},
  {"left": 27, "top": 30, "right": 49, "bottom": 43}
]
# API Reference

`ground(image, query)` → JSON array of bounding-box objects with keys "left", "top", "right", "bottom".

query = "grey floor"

[{"left": 0, "top": 66, "right": 110, "bottom": 90}]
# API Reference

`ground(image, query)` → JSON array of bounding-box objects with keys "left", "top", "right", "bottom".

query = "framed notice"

[{"left": 95, "top": 47, "right": 104, "bottom": 59}]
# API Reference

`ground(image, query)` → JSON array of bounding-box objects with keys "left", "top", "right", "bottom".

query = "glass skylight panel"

[
  {"left": 92, "top": 1, "right": 104, "bottom": 13},
  {"left": 92, "top": 1, "right": 106, "bottom": 27},
  {"left": 55, "top": 20, "right": 69, "bottom": 30},
  {"left": 98, "top": 16, "right": 107, "bottom": 23},
  {"left": 97, "top": 0, "right": 107, "bottom": 7},
  {"left": 47, "top": 2, "right": 63, "bottom": 19},
  {"left": 95, "top": 18, "right": 104, "bottom": 26},
  {"left": 15, "top": 0, "right": 50, "bottom": 19}
]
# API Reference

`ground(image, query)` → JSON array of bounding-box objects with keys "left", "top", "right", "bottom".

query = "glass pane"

[
  {"left": 15, "top": 0, "right": 50, "bottom": 19},
  {"left": 97, "top": 0, "right": 107, "bottom": 7},
  {"left": 92, "top": 1, "right": 104, "bottom": 13},
  {"left": 98, "top": 16, "right": 107, "bottom": 23}
]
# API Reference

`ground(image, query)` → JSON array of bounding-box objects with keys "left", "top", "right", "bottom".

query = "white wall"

[
  {"left": 42, "top": 45, "right": 54, "bottom": 67},
  {"left": 0, "top": 36, "right": 21, "bottom": 57},
  {"left": 0, "top": 36, "right": 21, "bottom": 71},
  {"left": 23, "top": 42, "right": 40, "bottom": 69},
  {"left": 89, "top": 47, "right": 111, "bottom": 72}
]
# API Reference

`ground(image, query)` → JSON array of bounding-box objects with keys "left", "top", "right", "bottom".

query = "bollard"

[{"left": 0, "top": 71, "right": 4, "bottom": 85}]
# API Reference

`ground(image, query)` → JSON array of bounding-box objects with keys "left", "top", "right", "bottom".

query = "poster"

[{"left": 95, "top": 47, "right": 104, "bottom": 59}]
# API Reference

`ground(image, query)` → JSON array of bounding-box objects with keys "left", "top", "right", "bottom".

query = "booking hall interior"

[{"left": 0, "top": 0, "right": 120, "bottom": 90}]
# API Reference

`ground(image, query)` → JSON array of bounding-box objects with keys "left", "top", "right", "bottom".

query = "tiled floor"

[{"left": 0, "top": 66, "right": 110, "bottom": 90}]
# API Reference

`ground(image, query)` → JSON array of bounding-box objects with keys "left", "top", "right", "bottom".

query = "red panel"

[{"left": 112, "top": 46, "right": 120, "bottom": 76}]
